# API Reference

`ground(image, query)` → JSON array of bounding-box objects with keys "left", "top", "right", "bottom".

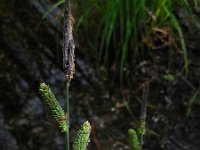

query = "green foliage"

[
  {"left": 128, "top": 129, "right": 141, "bottom": 150},
  {"left": 39, "top": 83, "right": 68, "bottom": 133},
  {"left": 38, "top": 1, "right": 196, "bottom": 148},
  {"left": 72, "top": 121, "right": 91, "bottom": 150},
  {"left": 41, "top": 0, "right": 192, "bottom": 81},
  {"left": 98, "top": 0, "right": 191, "bottom": 82}
]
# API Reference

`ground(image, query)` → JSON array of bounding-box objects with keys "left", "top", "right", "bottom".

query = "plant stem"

[
  {"left": 65, "top": 80, "right": 71, "bottom": 150},
  {"left": 139, "top": 83, "right": 149, "bottom": 147}
]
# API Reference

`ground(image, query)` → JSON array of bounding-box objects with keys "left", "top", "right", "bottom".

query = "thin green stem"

[{"left": 65, "top": 80, "right": 71, "bottom": 150}]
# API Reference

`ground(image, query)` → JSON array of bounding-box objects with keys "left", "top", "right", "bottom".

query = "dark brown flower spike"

[{"left": 63, "top": 0, "right": 75, "bottom": 80}]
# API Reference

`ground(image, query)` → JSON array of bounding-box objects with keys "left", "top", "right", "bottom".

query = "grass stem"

[{"left": 65, "top": 80, "right": 71, "bottom": 150}]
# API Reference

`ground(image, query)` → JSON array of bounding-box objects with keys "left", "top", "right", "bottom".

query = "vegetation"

[
  {"left": 72, "top": 121, "right": 91, "bottom": 150},
  {"left": 39, "top": 83, "right": 91, "bottom": 150},
  {"left": 46, "top": 0, "right": 192, "bottom": 82},
  {"left": 39, "top": 81, "right": 149, "bottom": 149},
  {"left": 36, "top": 0, "right": 198, "bottom": 149},
  {"left": 97, "top": 0, "right": 191, "bottom": 83},
  {"left": 128, "top": 129, "right": 141, "bottom": 150},
  {"left": 1, "top": 0, "right": 199, "bottom": 149},
  {"left": 39, "top": 83, "right": 68, "bottom": 133}
]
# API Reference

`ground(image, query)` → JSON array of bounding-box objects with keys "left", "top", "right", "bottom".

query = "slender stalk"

[
  {"left": 63, "top": 0, "right": 75, "bottom": 148},
  {"left": 65, "top": 80, "right": 71, "bottom": 150},
  {"left": 139, "top": 83, "right": 149, "bottom": 147}
]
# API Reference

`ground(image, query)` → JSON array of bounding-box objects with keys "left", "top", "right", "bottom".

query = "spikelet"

[
  {"left": 72, "top": 121, "right": 91, "bottom": 150},
  {"left": 138, "top": 121, "right": 146, "bottom": 136},
  {"left": 39, "top": 83, "right": 68, "bottom": 133},
  {"left": 128, "top": 129, "right": 141, "bottom": 150},
  {"left": 63, "top": 0, "right": 75, "bottom": 80}
]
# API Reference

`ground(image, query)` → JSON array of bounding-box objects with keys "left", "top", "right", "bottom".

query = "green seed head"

[
  {"left": 39, "top": 82, "right": 68, "bottom": 133},
  {"left": 72, "top": 121, "right": 91, "bottom": 150}
]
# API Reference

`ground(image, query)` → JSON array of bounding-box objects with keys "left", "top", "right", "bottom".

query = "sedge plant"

[
  {"left": 39, "top": 83, "right": 91, "bottom": 150},
  {"left": 37, "top": 0, "right": 168, "bottom": 149},
  {"left": 38, "top": 0, "right": 91, "bottom": 150},
  {"left": 39, "top": 0, "right": 193, "bottom": 82},
  {"left": 98, "top": 0, "right": 192, "bottom": 84}
]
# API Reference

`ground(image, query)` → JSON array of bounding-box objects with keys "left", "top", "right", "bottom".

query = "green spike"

[
  {"left": 138, "top": 121, "right": 146, "bottom": 136},
  {"left": 72, "top": 121, "right": 91, "bottom": 150},
  {"left": 128, "top": 129, "right": 141, "bottom": 150},
  {"left": 39, "top": 83, "right": 68, "bottom": 133}
]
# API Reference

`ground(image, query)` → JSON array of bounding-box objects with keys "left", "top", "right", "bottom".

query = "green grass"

[
  {"left": 41, "top": 0, "right": 192, "bottom": 84},
  {"left": 97, "top": 0, "right": 191, "bottom": 84}
]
